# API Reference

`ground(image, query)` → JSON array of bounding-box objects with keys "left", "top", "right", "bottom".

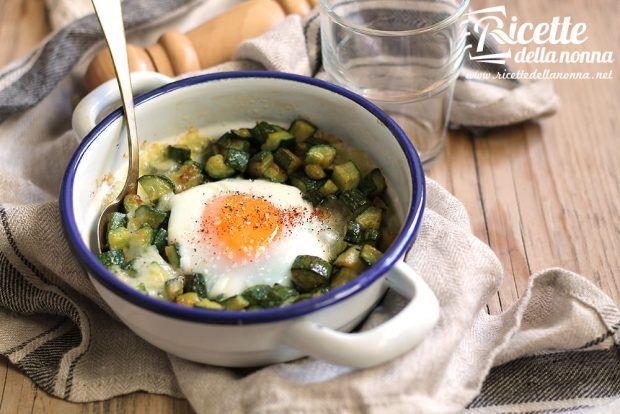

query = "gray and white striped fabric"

[{"left": 0, "top": 1, "right": 616, "bottom": 413}]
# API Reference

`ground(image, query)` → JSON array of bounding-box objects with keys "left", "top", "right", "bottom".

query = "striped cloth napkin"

[{"left": 1, "top": 1, "right": 618, "bottom": 413}]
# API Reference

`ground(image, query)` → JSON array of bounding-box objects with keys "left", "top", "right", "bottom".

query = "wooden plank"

[
  {"left": 30, "top": 390, "right": 193, "bottom": 414},
  {"left": 0, "top": 364, "right": 37, "bottom": 414}
]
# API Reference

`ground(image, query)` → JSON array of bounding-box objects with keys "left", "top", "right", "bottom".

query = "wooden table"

[{"left": 0, "top": 0, "right": 618, "bottom": 412}]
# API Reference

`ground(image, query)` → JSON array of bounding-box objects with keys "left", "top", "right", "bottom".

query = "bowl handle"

[
  {"left": 72, "top": 71, "right": 173, "bottom": 140},
  {"left": 283, "top": 261, "right": 439, "bottom": 368}
]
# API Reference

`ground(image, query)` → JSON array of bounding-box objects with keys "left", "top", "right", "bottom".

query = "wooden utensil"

[{"left": 84, "top": 0, "right": 317, "bottom": 91}]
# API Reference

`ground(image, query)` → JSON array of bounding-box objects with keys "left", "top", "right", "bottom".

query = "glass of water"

[{"left": 320, "top": 0, "right": 470, "bottom": 166}]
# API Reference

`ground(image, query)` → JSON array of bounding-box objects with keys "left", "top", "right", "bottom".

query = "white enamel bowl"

[{"left": 61, "top": 71, "right": 438, "bottom": 368}]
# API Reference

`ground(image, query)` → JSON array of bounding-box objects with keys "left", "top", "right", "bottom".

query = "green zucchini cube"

[
  {"left": 360, "top": 244, "right": 383, "bottom": 266},
  {"left": 187, "top": 273, "right": 209, "bottom": 298},
  {"left": 359, "top": 168, "right": 387, "bottom": 197},
  {"left": 206, "top": 154, "right": 235, "bottom": 179},
  {"left": 247, "top": 151, "right": 274, "bottom": 178},
  {"left": 241, "top": 284, "right": 272, "bottom": 307},
  {"left": 164, "top": 245, "right": 181, "bottom": 269},
  {"left": 273, "top": 148, "right": 302, "bottom": 174},
  {"left": 305, "top": 145, "right": 336, "bottom": 167},
  {"left": 261, "top": 131, "right": 295, "bottom": 152},
  {"left": 138, "top": 175, "right": 175, "bottom": 203},
  {"left": 123, "top": 194, "right": 143, "bottom": 214},
  {"left": 153, "top": 228, "right": 168, "bottom": 252},
  {"left": 355, "top": 206, "right": 383, "bottom": 230},
  {"left": 167, "top": 145, "right": 192, "bottom": 163},
  {"left": 224, "top": 148, "right": 250, "bottom": 172},
  {"left": 98, "top": 249, "right": 125, "bottom": 268},
  {"left": 289, "top": 119, "right": 317, "bottom": 142},
  {"left": 107, "top": 212, "right": 127, "bottom": 232},
  {"left": 129, "top": 205, "right": 167, "bottom": 231},
  {"left": 250, "top": 121, "right": 281, "bottom": 145},
  {"left": 170, "top": 160, "right": 205, "bottom": 192},
  {"left": 344, "top": 220, "right": 364, "bottom": 244},
  {"left": 222, "top": 295, "right": 250, "bottom": 310},
  {"left": 339, "top": 189, "right": 370, "bottom": 215},
  {"left": 291, "top": 255, "right": 332, "bottom": 292},
  {"left": 331, "top": 161, "right": 361, "bottom": 191},
  {"left": 164, "top": 276, "right": 185, "bottom": 301}
]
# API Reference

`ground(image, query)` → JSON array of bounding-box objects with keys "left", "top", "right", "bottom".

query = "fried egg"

[{"left": 167, "top": 179, "right": 344, "bottom": 299}]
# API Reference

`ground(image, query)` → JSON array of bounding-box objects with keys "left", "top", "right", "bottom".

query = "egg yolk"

[{"left": 201, "top": 194, "right": 283, "bottom": 261}]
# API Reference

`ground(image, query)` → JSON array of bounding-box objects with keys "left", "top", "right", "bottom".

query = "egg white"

[{"left": 167, "top": 179, "right": 344, "bottom": 299}]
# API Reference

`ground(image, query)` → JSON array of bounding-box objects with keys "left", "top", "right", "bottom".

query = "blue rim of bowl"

[{"left": 60, "top": 71, "right": 426, "bottom": 325}]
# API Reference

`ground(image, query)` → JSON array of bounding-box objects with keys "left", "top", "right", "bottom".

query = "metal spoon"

[{"left": 92, "top": 0, "right": 140, "bottom": 253}]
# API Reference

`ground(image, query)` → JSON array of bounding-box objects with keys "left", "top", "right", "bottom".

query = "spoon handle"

[{"left": 91, "top": 0, "right": 139, "bottom": 195}]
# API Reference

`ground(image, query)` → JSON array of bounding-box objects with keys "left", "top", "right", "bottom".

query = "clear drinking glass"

[{"left": 320, "top": 0, "right": 469, "bottom": 166}]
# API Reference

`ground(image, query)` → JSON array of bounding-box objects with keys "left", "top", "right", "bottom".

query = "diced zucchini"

[
  {"left": 289, "top": 174, "right": 323, "bottom": 193},
  {"left": 294, "top": 141, "right": 310, "bottom": 155},
  {"left": 195, "top": 299, "right": 224, "bottom": 310},
  {"left": 364, "top": 228, "right": 381, "bottom": 246},
  {"left": 330, "top": 268, "right": 360, "bottom": 289},
  {"left": 98, "top": 249, "right": 124, "bottom": 268},
  {"left": 153, "top": 228, "right": 167, "bottom": 252},
  {"left": 241, "top": 285, "right": 271, "bottom": 307},
  {"left": 273, "top": 148, "right": 302, "bottom": 174},
  {"left": 222, "top": 295, "right": 250, "bottom": 310},
  {"left": 123, "top": 194, "right": 143, "bottom": 214},
  {"left": 303, "top": 191, "right": 324, "bottom": 206},
  {"left": 232, "top": 128, "right": 252, "bottom": 139},
  {"left": 247, "top": 151, "right": 274, "bottom": 178},
  {"left": 108, "top": 227, "right": 132, "bottom": 250},
  {"left": 170, "top": 160, "right": 205, "bottom": 192},
  {"left": 289, "top": 119, "right": 317, "bottom": 142},
  {"left": 332, "top": 161, "right": 361, "bottom": 191},
  {"left": 186, "top": 273, "right": 209, "bottom": 298},
  {"left": 263, "top": 163, "right": 287, "bottom": 183},
  {"left": 128, "top": 205, "right": 167, "bottom": 230},
  {"left": 164, "top": 276, "right": 185, "bottom": 301},
  {"left": 108, "top": 212, "right": 127, "bottom": 232},
  {"left": 291, "top": 255, "right": 332, "bottom": 292},
  {"left": 359, "top": 168, "right": 387, "bottom": 197},
  {"left": 261, "top": 131, "right": 295, "bottom": 151},
  {"left": 240, "top": 285, "right": 298, "bottom": 308},
  {"left": 176, "top": 292, "right": 199, "bottom": 307},
  {"left": 305, "top": 163, "right": 326, "bottom": 180},
  {"left": 360, "top": 244, "right": 383, "bottom": 266},
  {"left": 224, "top": 148, "right": 250, "bottom": 172},
  {"left": 339, "top": 189, "right": 370, "bottom": 215},
  {"left": 319, "top": 179, "right": 339, "bottom": 196},
  {"left": 164, "top": 245, "right": 181, "bottom": 269},
  {"left": 251, "top": 121, "right": 281, "bottom": 145},
  {"left": 130, "top": 225, "right": 155, "bottom": 250},
  {"left": 267, "top": 285, "right": 299, "bottom": 307},
  {"left": 305, "top": 145, "right": 336, "bottom": 167},
  {"left": 355, "top": 206, "right": 383, "bottom": 230},
  {"left": 167, "top": 145, "right": 191, "bottom": 163},
  {"left": 136, "top": 283, "right": 148, "bottom": 294},
  {"left": 344, "top": 220, "right": 364, "bottom": 244},
  {"left": 138, "top": 175, "right": 175, "bottom": 203},
  {"left": 217, "top": 133, "right": 251, "bottom": 153},
  {"left": 334, "top": 245, "right": 366, "bottom": 272},
  {"left": 206, "top": 154, "right": 235, "bottom": 179}
]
